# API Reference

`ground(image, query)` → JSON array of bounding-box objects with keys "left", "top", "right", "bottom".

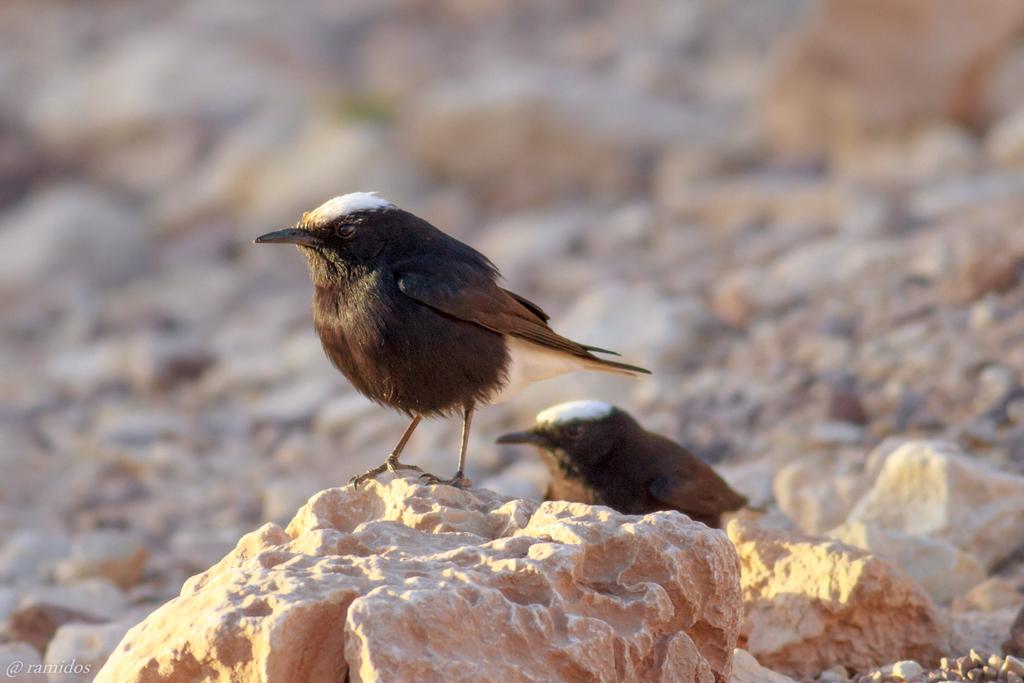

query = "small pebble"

[{"left": 892, "top": 660, "right": 924, "bottom": 680}]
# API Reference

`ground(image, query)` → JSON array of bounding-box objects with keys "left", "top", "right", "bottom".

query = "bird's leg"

[
  {"left": 349, "top": 415, "right": 425, "bottom": 487},
  {"left": 420, "top": 405, "right": 474, "bottom": 488}
]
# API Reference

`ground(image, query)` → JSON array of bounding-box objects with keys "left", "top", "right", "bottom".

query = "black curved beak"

[
  {"left": 254, "top": 228, "right": 323, "bottom": 248},
  {"left": 496, "top": 430, "right": 549, "bottom": 447}
]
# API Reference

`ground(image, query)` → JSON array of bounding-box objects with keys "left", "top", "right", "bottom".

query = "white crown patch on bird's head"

[
  {"left": 303, "top": 192, "right": 395, "bottom": 225},
  {"left": 536, "top": 400, "right": 615, "bottom": 426}
]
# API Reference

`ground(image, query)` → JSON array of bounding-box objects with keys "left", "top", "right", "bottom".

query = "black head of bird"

[
  {"left": 497, "top": 400, "right": 747, "bottom": 527},
  {"left": 255, "top": 193, "right": 650, "bottom": 488}
]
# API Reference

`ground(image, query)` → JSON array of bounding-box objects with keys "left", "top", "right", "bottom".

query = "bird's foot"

[
  {"left": 349, "top": 457, "right": 424, "bottom": 487},
  {"left": 419, "top": 471, "right": 472, "bottom": 489}
]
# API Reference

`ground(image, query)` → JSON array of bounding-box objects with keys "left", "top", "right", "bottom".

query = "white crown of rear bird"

[{"left": 536, "top": 400, "right": 614, "bottom": 426}]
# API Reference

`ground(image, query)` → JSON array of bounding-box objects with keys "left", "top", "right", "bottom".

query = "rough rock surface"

[
  {"left": 97, "top": 476, "right": 742, "bottom": 683},
  {"left": 727, "top": 519, "right": 948, "bottom": 678},
  {"left": 828, "top": 521, "right": 986, "bottom": 605},
  {"left": 847, "top": 440, "right": 1024, "bottom": 570}
]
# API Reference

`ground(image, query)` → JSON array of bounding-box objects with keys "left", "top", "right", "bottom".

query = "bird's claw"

[
  {"left": 349, "top": 458, "right": 424, "bottom": 488},
  {"left": 419, "top": 471, "right": 472, "bottom": 489}
]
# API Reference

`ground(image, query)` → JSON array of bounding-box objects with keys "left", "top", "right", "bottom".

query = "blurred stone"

[
  {"left": 26, "top": 28, "right": 292, "bottom": 191},
  {"left": 0, "top": 184, "right": 149, "bottom": 290},
  {"left": 313, "top": 393, "right": 379, "bottom": 435},
  {"left": 710, "top": 276, "right": 756, "bottom": 328},
  {"left": 6, "top": 603, "right": 104, "bottom": 655},
  {"left": 954, "top": 577, "right": 1024, "bottom": 613},
  {"left": 250, "top": 378, "right": 337, "bottom": 425},
  {"left": 729, "top": 649, "right": 796, "bottom": 683},
  {"left": 55, "top": 530, "right": 148, "bottom": 590},
  {"left": 828, "top": 521, "right": 986, "bottom": 605},
  {"left": 773, "top": 453, "right": 869, "bottom": 535},
  {"left": 715, "top": 459, "right": 776, "bottom": 511},
  {"left": 125, "top": 331, "right": 212, "bottom": 391},
  {"left": 987, "top": 106, "right": 1024, "bottom": 167},
  {"left": 403, "top": 69, "right": 698, "bottom": 209},
  {"left": 942, "top": 243, "right": 1024, "bottom": 304},
  {"left": 158, "top": 113, "right": 423, "bottom": 235},
  {"left": 0, "top": 118, "right": 47, "bottom": 210},
  {"left": 762, "top": 0, "right": 1024, "bottom": 159},
  {"left": 477, "top": 458, "right": 548, "bottom": 501},
  {"left": 664, "top": 176, "right": 845, "bottom": 234},
  {"left": 0, "top": 642, "right": 46, "bottom": 683},
  {"left": 261, "top": 478, "right": 321, "bottom": 526},
  {"left": 808, "top": 421, "right": 864, "bottom": 447},
  {"left": 558, "top": 282, "right": 716, "bottom": 374},
  {"left": 828, "top": 380, "right": 869, "bottom": 425},
  {"left": 0, "top": 531, "right": 70, "bottom": 583},
  {"left": 950, "top": 608, "right": 1021, "bottom": 656},
  {"left": 1007, "top": 604, "right": 1024, "bottom": 656},
  {"left": 93, "top": 409, "right": 188, "bottom": 449},
  {"left": 847, "top": 440, "right": 1024, "bottom": 569},
  {"left": 18, "top": 580, "right": 128, "bottom": 623},
  {"left": 46, "top": 339, "right": 131, "bottom": 393},
  {"left": 0, "top": 587, "right": 15, "bottom": 624},
  {"left": 45, "top": 616, "right": 142, "bottom": 683},
  {"left": 833, "top": 125, "right": 980, "bottom": 187},
  {"left": 728, "top": 518, "right": 948, "bottom": 678},
  {"left": 167, "top": 526, "right": 248, "bottom": 575},
  {"left": 708, "top": 235, "right": 896, "bottom": 320},
  {"left": 98, "top": 476, "right": 742, "bottom": 683},
  {"left": 474, "top": 206, "right": 593, "bottom": 282}
]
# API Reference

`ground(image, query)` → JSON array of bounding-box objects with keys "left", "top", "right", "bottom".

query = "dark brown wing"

[
  {"left": 395, "top": 260, "right": 649, "bottom": 374},
  {"left": 648, "top": 470, "right": 748, "bottom": 521},
  {"left": 503, "top": 288, "right": 549, "bottom": 323}
]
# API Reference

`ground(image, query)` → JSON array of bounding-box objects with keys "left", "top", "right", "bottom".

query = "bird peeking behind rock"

[
  {"left": 255, "top": 192, "right": 650, "bottom": 488},
  {"left": 497, "top": 401, "right": 747, "bottom": 527}
]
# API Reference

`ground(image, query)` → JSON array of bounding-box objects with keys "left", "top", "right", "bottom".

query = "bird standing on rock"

[
  {"left": 497, "top": 400, "right": 747, "bottom": 527},
  {"left": 255, "top": 193, "right": 649, "bottom": 487}
]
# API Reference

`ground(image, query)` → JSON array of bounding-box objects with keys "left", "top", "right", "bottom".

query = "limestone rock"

[
  {"left": 729, "top": 649, "right": 796, "bottom": 683},
  {"left": 828, "top": 521, "right": 986, "bottom": 605},
  {"left": 97, "top": 476, "right": 743, "bottom": 683},
  {"left": 847, "top": 440, "right": 1024, "bottom": 570},
  {"left": 727, "top": 519, "right": 948, "bottom": 678}
]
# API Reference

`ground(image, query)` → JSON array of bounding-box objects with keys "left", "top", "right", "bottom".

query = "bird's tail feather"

[
  {"left": 582, "top": 356, "right": 651, "bottom": 376},
  {"left": 581, "top": 344, "right": 621, "bottom": 356}
]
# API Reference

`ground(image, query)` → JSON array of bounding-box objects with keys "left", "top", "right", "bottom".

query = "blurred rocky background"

[{"left": 3, "top": 0, "right": 1024, "bottom": 680}]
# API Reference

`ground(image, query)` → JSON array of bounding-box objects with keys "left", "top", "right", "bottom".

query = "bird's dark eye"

[
  {"left": 566, "top": 424, "right": 584, "bottom": 439},
  {"left": 336, "top": 225, "right": 356, "bottom": 240}
]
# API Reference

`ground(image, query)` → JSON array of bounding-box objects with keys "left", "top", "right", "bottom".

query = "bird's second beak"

[
  {"left": 496, "top": 430, "right": 549, "bottom": 447},
  {"left": 254, "top": 228, "right": 323, "bottom": 248}
]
